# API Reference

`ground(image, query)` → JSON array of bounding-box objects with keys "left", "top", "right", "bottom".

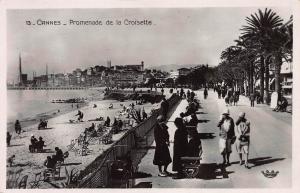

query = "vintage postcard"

[{"left": 0, "top": 0, "right": 299, "bottom": 192}]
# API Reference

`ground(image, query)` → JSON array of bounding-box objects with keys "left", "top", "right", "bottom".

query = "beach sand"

[{"left": 6, "top": 98, "right": 160, "bottom": 188}]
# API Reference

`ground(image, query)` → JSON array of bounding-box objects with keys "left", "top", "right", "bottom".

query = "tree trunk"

[
  {"left": 247, "top": 71, "right": 251, "bottom": 96},
  {"left": 274, "top": 53, "right": 282, "bottom": 99},
  {"left": 249, "top": 62, "right": 254, "bottom": 95},
  {"left": 260, "top": 55, "right": 265, "bottom": 103},
  {"left": 264, "top": 56, "right": 270, "bottom": 104}
]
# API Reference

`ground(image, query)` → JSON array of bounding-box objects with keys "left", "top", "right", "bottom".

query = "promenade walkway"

[{"left": 135, "top": 90, "right": 292, "bottom": 188}]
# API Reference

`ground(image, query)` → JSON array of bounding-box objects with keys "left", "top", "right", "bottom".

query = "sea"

[{"left": 7, "top": 89, "right": 104, "bottom": 130}]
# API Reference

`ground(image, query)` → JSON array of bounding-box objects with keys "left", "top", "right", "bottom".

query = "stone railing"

[{"left": 76, "top": 94, "right": 181, "bottom": 188}]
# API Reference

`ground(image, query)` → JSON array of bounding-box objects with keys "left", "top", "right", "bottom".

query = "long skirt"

[{"left": 153, "top": 144, "right": 172, "bottom": 166}]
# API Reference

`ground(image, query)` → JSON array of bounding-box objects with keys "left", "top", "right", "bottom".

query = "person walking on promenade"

[
  {"left": 187, "top": 90, "right": 191, "bottom": 100},
  {"left": 217, "top": 88, "right": 222, "bottom": 99},
  {"left": 104, "top": 116, "right": 111, "bottom": 127},
  {"left": 15, "top": 120, "right": 21, "bottom": 135},
  {"left": 160, "top": 97, "right": 169, "bottom": 121},
  {"left": 204, "top": 88, "right": 208, "bottom": 99},
  {"left": 217, "top": 109, "right": 235, "bottom": 165},
  {"left": 7, "top": 132, "right": 12, "bottom": 146},
  {"left": 172, "top": 117, "right": 188, "bottom": 179},
  {"left": 180, "top": 88, "right": 184, "bottom": 98},
  {"left": 187, "top": 113, "right": 199, "bottom": 134},
  {"left": 250, "top": 93, "right": 255, "bottom": 107},
  {"left": 191, "top": 91, "right": 195, "bottom": 101},
  {"left": 153, "top": 115, "right": 172, "bottom": 177},
  {"left": 161, "top": 88, "right": 165, "bottom": 95},
  {"left": 235, "top": 112, "right": 251, "bottom": 169}
]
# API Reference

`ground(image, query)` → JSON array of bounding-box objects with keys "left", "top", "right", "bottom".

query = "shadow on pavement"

[
  {"left": 8, "top": 144, "right": 25, "bottom": 147},
  {"left": 196, "top": 112, "right": 207, "bottom": 115},
  {"left": 39, "top": 149, "right": 55, "bottom": 153},
  {"left": 61, "top": 162, "right": 82, "bottom": 166},
  {"left": 249, "top": 157, "right": 285, "bottom": 167},
  {"left": 198, "top": 119, "right": 210, "bottom": 123},
  {"left": 133, "top": 181, "right": 152, "bottom": 188},
  {"left": 197, "top": 163, "right": 234, "bottom": 180},
  {"left": 198, "top": 133, "right": 215, "bottom": 139},
  {"left": 132, "top": 171, "right": 152, "bottom": 179},
  {"left": 38, "top": 127, "right": 54, "bottom": 130}
]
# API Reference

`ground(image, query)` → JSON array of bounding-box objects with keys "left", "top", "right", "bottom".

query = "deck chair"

[
  {"left": 64, "top": 166, "right": 70, "bottom": 185},
  {"left": 18, "top": 175, "right": 28, "bottom": 189},
  {"left": 6, "top": 169, "right": 23, "bottom": 188},
  {"left": 67, "top": 139, "right": 77, "bottom": 152},
  {"left": 29, "top": 172, "right": 43, "bottom": 188},
  {"left": 70, "top": 168, "right": 79, "bottom": 185},
  {"left": 53, "top": 165, "right": 61, "bottom": 179}
]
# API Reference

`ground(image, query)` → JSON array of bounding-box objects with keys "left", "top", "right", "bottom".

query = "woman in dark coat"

[
  {"left": 172, "top": 117, "right": 188, "bottom": 179},
  {"left": 153, "top": 116, "right": 172, "bottom": 177},
  {"left": 187, "top": 129, "right": 202, "bottom": 158}
]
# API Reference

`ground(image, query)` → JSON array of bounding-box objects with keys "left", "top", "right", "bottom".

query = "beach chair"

[
  {"left": 6, "top": 169, "right": 23, "bottom": 188},
  {"left": 101, "top": 133, "right": 113, "bottom": 145},
  {"left": 29, "top": 172, "right": 43, "bottom": 188},
  {"left": 67, "top": 139, "right": 77, "bottom": 152},
  {"left": 17, "top": 175, "right": 28, "bottom": 189},
  {"left": 70, "top": 168, "right": 79, "bottom": 185},
  {"left": 77, "top": 135, "right": 84, "bottom": 146},
  {"left": 43, "top": 164, "right": 61, "bottom": 181},
  {"left": 64, "top": 166, "right": 70, "bottom": 186}
]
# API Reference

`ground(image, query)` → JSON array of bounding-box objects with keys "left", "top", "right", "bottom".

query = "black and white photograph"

[{"left": 1, "top": 0, "right": 299, "bottom": 190}]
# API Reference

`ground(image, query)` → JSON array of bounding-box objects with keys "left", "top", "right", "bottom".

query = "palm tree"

[
  {"left": 241, "top": 8, "right": 283, "bottom": 103},
  {"left": 267, "top": 21, "right": 293, "bottom": 98}
]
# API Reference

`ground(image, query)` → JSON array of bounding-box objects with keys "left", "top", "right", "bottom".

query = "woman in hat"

[
  {"left": 235, "top": 112, "right": 251, "bottom": 168},
  {"left": 217, "top": 109, "right": 235, "bottom": 165},
  {"left": 172, "top": 117, "right": 188, "bottom": 179},
  {"left": 153, "top": 115, "right": 172, "bottom": 177}
]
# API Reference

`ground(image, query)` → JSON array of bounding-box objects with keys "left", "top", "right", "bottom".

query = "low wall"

[{"left": 77, "top": 94, "right": 181, "bottom": 188}]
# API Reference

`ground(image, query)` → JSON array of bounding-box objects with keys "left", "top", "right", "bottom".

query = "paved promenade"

[{"left": 135, "top": 90, "right": 292, "bottom": 188}]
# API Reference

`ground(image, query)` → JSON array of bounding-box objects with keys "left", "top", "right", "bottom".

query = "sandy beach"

[{"left": 6, "top": 95, "right": 161, "bottom": 188}]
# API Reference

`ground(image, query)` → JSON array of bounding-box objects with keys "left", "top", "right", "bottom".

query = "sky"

[{"left": 6, "top": 7, "right": 292, "bottom": 82}]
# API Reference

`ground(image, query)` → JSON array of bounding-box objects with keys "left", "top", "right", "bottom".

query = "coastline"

[
  {"left": 6, "top": 91, "right": 162, "bottom": 188},
  {"left": 6, "top": 89, "right": 105, "bottom": 134}
]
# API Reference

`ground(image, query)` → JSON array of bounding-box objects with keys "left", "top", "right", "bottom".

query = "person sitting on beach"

[
  {"left": 29, "top": 135, "right": 38, "bottom": 153},
  {"left": 38, "top": 119, "right": 48, "bottom": 130},
  {"left": 54, "top": 147, "right": 64, "bottom": 162},
  {"left": 7, "top": 155, "right": 16, "bottom": 167},
  {"left": 7, "top": 132, "right": 12, "bottom": 146},
  {"left": 93, "top": 104, "right": 97, "bottom": 108},
  {"left": 104, "top": 116, "right": 111, "bottom": 127},
  {"left": 15, "top": 120, "right": 22, "bottom": 135},
  {"left": 75, "top": 110, "right": 84, "bottom": 122},
  {"left": 109, "top": 103, "right": 113, "bottom": 109},
  {"left": 87, "top": 123, "right": 97, "bottom": 137},
  {"left": 36, "top": 137, "right": 46, "bottom": 152},
  {"left": 44, "top": 156, "right": 56, "bottom": 169}
]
